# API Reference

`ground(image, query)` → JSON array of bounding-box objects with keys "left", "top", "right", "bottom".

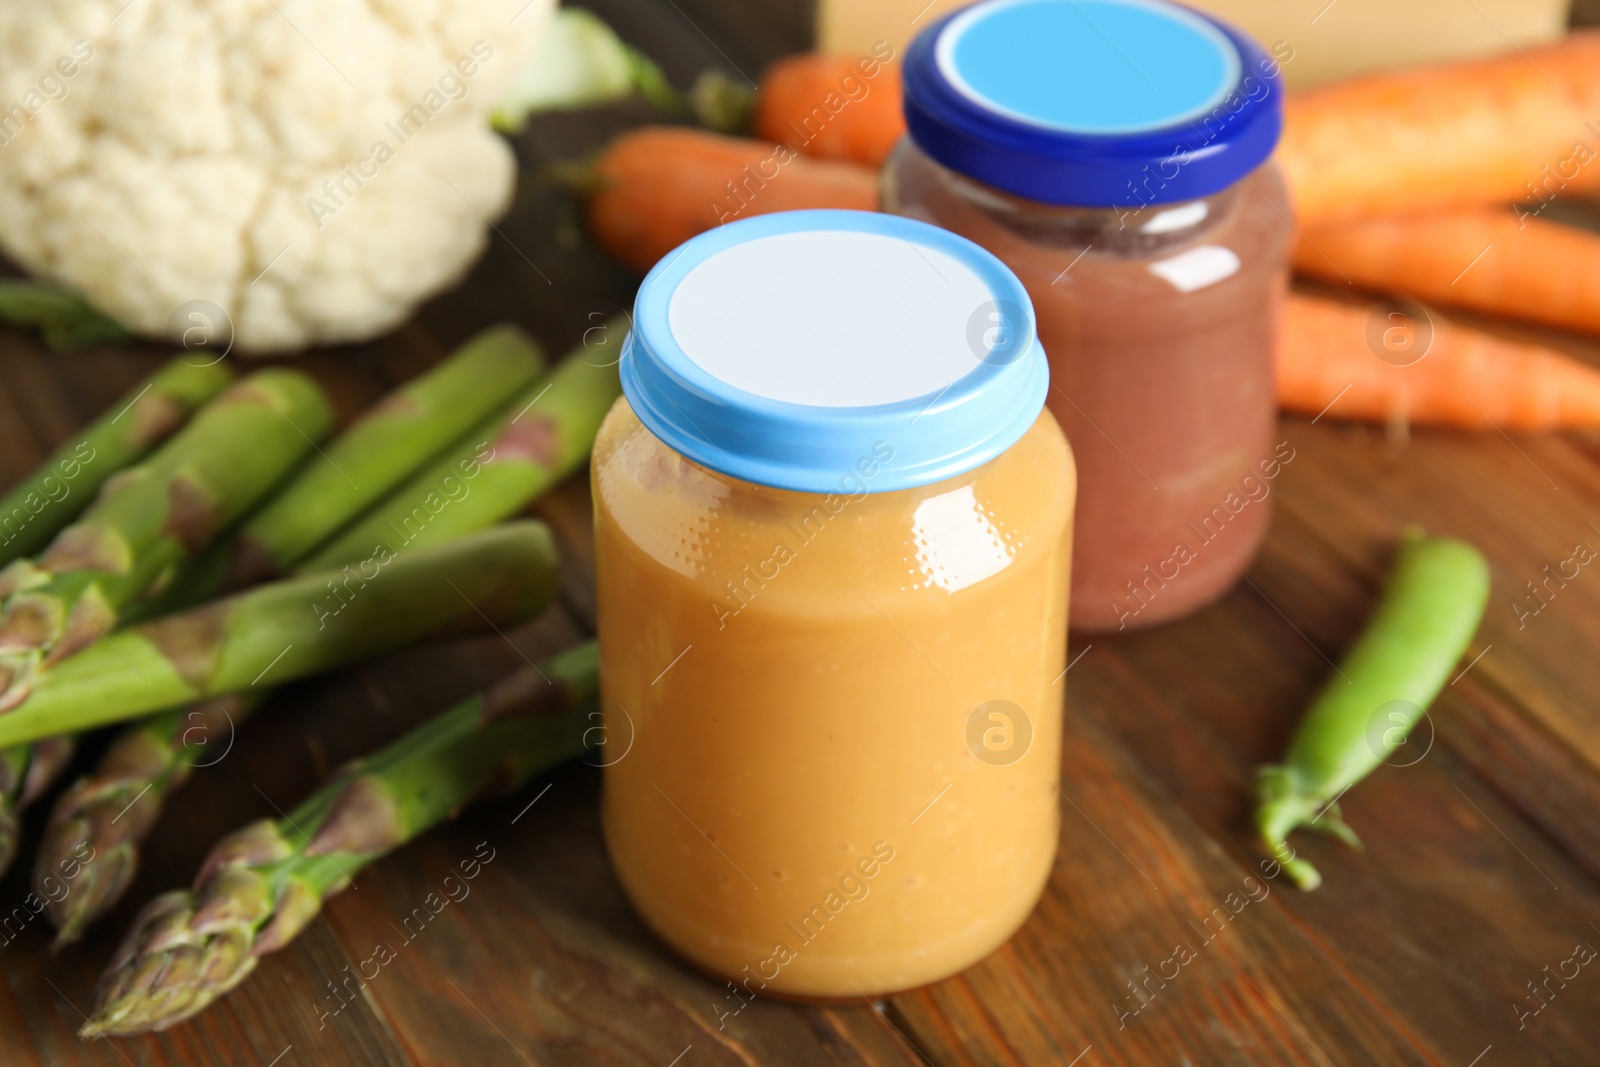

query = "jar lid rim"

[{"left": 623, "top": 209, "right": 1049, "bottom": 495}]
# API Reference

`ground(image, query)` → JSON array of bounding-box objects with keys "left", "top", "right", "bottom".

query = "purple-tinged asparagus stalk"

[
  {"left": 33, "top": 693, "right": 262, "bottom": 946},
  {"left": 0, "top": 521, "right": 561, "bottom": 750},
  {"left": 0, "top": 370, "right": 334, "bottom": 711},
  {"left": 0, "top": 357, "right": 234, "bottom": 569},
  {"left": 84, "top": 641, "right": 597, "bottom": 1036},
  {"left": 33, "top": 325, "right": 608, "bottom": 941}
]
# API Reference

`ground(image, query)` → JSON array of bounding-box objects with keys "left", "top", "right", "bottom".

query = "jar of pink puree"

[{"left": 883, "top": 0, "right": 1293, "bottom": 631}]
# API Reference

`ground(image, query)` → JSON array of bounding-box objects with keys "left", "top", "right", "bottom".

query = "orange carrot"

[
  {"left": 1295, "top": 210, "right": 1600, "bottom": 336},
  {"left": 752, "top": 51, "right": 905, "bottom": 168},
  {"left": 585, "top": 127, "right": 880, "bottom": 275},
  {"left": 747, "top": 42, "right": 1600, "bottom": 224},
  {"left": 1279, "top": 32, "right": 1600, "bottom": 228},
  {"left": 1280, "top": 293, "right": 1600, "bottom": 430}
]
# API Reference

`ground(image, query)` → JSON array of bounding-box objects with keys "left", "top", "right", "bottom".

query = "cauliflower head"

[{"left": 0, "top": 0, "right": 554, "bottom": 352}]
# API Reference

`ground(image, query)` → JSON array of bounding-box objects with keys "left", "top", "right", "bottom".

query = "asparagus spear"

[
  {"left": 0, "top": 522, "right": 560, "bottom": 749},
  {"left": 0, "top": 734, "right": 75, "bottom": 876},
  {"left": 33, "top": 693, "right": 263, "bottom": 945},
  {"left": 0, "top": 358, "right": 235, "bottom": 568},
  {"left": 0, "top": 280, "right": 134, "bottom": 352},
  {"left": 0, "top": 357, "right": 232, "bottom": 879},
  {"left": 0, "top": 369, "right": 326, "bottom": 876},
  {"left": 305, "top": 319, "right": 625, "bottom": 567},
  {"left": 21, "top": 508, "right": 557, "bottom": 893},
  {"left": 0, "top": 371, "right": 334, "bottom": 711},
  {"left": 33, "top": 335, "right": 606, "bottom": 940},
  {"left": 83, "top": 641, "right": 598, "bottom": 1037},
  {"left": 130, "top": 326, "right": 547, "bottom": 617}
]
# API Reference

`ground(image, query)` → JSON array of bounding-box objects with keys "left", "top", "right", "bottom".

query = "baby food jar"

[
  {"left": 594, "top": 209, "right": 1075, "bottom": 998},
  {"left": 884, "top": 0, "right": 1292, "bottom": 631}
]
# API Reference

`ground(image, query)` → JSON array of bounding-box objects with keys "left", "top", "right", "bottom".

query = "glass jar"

[
  {"left": 885, "top": 0, "right": 1293, "bottom": 632},
  {"left": 595, "top": 209, "right": 1075, "bottom": 998}
]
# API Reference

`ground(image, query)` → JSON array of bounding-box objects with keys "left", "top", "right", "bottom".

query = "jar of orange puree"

[
  {"left": 594, "top": 209, "right": 1075, "bottom": 998},
  {"left": 885, "top": 0, "right": 1293, "bottom": 631}
]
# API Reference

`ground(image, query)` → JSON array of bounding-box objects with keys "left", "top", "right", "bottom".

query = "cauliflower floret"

[{"left": 0, "top": 0, "right": 554, "bottom": 352}]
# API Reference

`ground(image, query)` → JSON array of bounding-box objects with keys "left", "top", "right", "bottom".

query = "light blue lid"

[
  {"left": 622, "top": 210, "right": 1048, "bottom": 495},
  {"left": 939, "top": 0, "right": 1239, "bottom": 134}
]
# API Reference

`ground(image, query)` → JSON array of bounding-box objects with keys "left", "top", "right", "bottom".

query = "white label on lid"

[{"left": 667, "top": 229, "right": 998, "bottom": 408}]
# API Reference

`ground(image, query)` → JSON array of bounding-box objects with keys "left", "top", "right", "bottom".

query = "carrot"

[
  {"left": 746, "top": 41, "right": 1600, "bottom": 225},
  {"left": 752, "top": 51, "right": 905, "bottom": 168},
  {"left": 1280, "top": 292, "right": 1600, "bottom": 430},
  {"left": 1279, "top": 31, "right": 1600, "bottom": 228},
  {"left": 1295, "top": 210, "right": 1600, "bottom": 336},
  {"left": 585, "top": 127, "right": 880, "bottom": 275}
]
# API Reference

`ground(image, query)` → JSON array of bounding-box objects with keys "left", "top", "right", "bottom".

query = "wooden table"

[{"left": 4, "top": 2, "right": 1600, "bottom": 1063}]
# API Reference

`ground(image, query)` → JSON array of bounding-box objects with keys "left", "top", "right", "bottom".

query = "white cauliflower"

[{"left": 0, "top": 0, "right": 554, "bottom": 352}]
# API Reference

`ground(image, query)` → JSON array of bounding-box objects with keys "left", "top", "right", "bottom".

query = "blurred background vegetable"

[
  {"left": 584, "top": 126, "right": 877, "bottom": 274},
  {"left": 1279, "top": 294, "right": 1600, "bottom": 429},
  {"left": 0, "top": 4, "right": 673, "bottom": 354},
  {"left": 493, "top": 7, "right": 683, "bottom": 130},
  {"left": 1294, "top": 212, "right": 1600, "bottom": 335},
  {"left": 1277, "top": 32, "right": 1600, "bottom": 226},
  {"left": 0, "top": 282, "right": 132, "bottom": 353}
]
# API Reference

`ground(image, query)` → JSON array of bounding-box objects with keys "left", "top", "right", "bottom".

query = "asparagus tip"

[
  {"left": 0, "top": 651, "right": 39, "bottom": 713},
  {"left": 41, "top": 840, "right": 137, "bottom": 950},
  {"left": 84, "top": 885, "right": 262, "bottom": 1037}
]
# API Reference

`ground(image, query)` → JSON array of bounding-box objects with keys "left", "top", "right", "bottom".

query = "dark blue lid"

[{"left": 903, "top": 0, "right": 1284, "bottom": 209}]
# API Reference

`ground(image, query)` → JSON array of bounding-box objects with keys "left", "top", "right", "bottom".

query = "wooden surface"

[{"left": 5, "top": 2, "right": 1600, "bottom": 1064}]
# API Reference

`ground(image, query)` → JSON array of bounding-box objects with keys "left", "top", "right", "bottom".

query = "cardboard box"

[{"left": 818, "top": 0, "right": 1572, "bottom": 90}]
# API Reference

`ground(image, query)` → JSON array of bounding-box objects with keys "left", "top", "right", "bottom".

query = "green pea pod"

[{"left": 1255, "top": 530, "right": 1490, "bottom": 890}]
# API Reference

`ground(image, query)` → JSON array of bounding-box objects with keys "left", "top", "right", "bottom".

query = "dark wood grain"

[{"left": 2, "top": 2, "right": 1600, "bottom": 1065}]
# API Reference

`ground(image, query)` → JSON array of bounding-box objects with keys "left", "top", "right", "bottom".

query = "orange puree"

[{"left": 594, "top": 400, "right": 1074, "bottom": 998}]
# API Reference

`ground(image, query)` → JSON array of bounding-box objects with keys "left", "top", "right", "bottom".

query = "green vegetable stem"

[
  {"left": 302, "top": 318, "right": 624, "bottom": 568},
  {"left": 126, "top": 324, "right": 547, "bottom": 619},
  {"left": 0, "top": 371, "right": 333, "bottom": 712},
  {"left": 492, "top": 8, "right": 686, "bottom": 132},
  {"left": 1254, "top": 529, "right": 1490, "bottom": 890},
  {"left": 0, "top": 357, "right": 234, "bottom": 568},
  {"left": 84, "top": 641, "right": 598, "bottom": 1036},
  {"left": 26, "top": 325, "right": 614, "bottom": 940},
  {"left": 0, "top": 522, "right": 561, "bottom": 748},
  {"left": 0, "top": 280, "right": 134, "bottom": 352}
]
